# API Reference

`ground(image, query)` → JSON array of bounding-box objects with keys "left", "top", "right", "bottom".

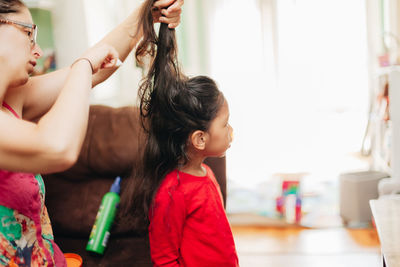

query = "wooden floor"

[{"left": 232, "top": 226, "right": 382, "bottom": 267}]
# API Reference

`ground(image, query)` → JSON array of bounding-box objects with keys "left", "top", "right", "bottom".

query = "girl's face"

[
  {"left": 204, "top": 99, "right": 233, "bottom": 158},
  {"left": 0, "top": 6, "right": 42, "bottom": 87}
]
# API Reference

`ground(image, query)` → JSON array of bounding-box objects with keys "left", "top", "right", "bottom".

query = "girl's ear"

[{"left": 190, "top": 130, "right": 207, "bottom": 150}]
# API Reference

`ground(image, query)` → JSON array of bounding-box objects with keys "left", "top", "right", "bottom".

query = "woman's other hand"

[
  {"left": 80, "top": 44, "right": 120, "bottom": 74},
  {"left": 152, "top": 0, "right": 183, "bottom": 29}
]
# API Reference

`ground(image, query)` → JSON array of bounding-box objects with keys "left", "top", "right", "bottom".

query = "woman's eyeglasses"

[{"left": 0, "top": 18, "right": 37, "bottom": 46}]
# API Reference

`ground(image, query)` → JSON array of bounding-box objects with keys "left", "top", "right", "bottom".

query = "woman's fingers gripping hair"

[
  {"left": 159, "top": 8, "right": 181, "bottom": 28},
  {"left": 153, "top": 0, "right": 183, "bottom": 28}
]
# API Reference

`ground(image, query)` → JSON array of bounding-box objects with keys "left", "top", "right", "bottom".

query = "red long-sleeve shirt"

[{"left": 149, "top": 164, "right": 239, "bottom": 267}]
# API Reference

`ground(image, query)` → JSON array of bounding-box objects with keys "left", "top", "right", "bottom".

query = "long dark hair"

[
  {"left": 121, "top": 0, "right": 224, "bottom": 228},
  {"left": 0, "top": 0, "right": 25, "bottom": 15}
]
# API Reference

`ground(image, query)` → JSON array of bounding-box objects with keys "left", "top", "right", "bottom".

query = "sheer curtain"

[
  {"left": 271, "top": 0, "right": 370, "bottom": 178},
  {"left": 201, "top": 0, "right": 370, "bottom": 213},
  {"left": 206, "top": 0, "right": 279, "bottom": 189}
]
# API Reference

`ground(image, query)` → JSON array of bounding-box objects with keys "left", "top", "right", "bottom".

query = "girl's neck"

[{"left": 179, "top": 155, "right": 206, "bottom": 177}]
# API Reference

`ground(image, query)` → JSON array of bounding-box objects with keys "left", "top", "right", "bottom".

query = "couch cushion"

[
  {"left": 44, "top": 174, "right": 136, "bottom": 236},
  {"left": 44, "top": 105, "right": 144, "bottom": 236},
  {"left": 62, "top": 105, "right": 144, "bottom": 179}
]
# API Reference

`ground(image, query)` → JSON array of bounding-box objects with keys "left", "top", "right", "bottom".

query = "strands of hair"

[{"left": 0, "top": 0, "right": 24, "bottom": 14}]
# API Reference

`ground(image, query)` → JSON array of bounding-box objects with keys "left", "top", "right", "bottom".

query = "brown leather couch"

[{"left": 43, "top": 105, "right": 227, "bottom": 267}]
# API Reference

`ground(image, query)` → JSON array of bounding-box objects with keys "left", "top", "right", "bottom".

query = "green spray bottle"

[{"left": 86, "top": 176, "right": 121, "bottom": 255}]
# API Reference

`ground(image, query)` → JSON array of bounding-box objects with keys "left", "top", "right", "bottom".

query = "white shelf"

[{"left": 372, "top": 68, "right": 400, "bottom": 179}]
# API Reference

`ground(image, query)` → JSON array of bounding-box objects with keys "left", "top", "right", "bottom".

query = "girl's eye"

[{"left": 26, "top": 31, "right": 32, "bottom": 37}]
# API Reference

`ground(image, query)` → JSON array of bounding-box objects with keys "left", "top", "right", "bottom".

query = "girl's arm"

[
  {"left": 149, "top": 188, "right": 186, "bottom": 267},
  {"left": 0, "top": 44, "right": 119, "bottom": 174},
  {"left": 21, "top": 0, "right": 183, "bottom": 121}
]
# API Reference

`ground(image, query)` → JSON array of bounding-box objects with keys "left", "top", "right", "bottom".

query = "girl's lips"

[{"left": 29, "top": 61, "right": 37, "bottom": 67}]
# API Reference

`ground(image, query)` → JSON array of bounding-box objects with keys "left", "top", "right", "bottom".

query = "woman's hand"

[
  {"left": 152, "top": 0, "right": 184, "bottom": 28},
  {"left": 80, "top": 44, "right": 120, "bottom": 74}
]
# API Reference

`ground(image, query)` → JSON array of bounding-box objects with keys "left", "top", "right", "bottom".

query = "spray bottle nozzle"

[{"left": 110, "top": 176, "right": 121, "bottom": 194}]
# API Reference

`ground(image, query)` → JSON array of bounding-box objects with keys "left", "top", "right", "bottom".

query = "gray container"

[{"left": 339, "top": 171, "right": 389, "bottom": 224}]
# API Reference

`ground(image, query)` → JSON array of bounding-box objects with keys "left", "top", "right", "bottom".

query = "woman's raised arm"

[{"left": 20, "top": 0, "right": 183, "bottom": 122}]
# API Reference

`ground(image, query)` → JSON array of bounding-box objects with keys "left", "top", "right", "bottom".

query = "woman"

[{"left": 0, "top": 0, "right": 183, "bottom": 266}]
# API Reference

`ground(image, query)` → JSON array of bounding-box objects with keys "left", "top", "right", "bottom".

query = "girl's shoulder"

[
  {"left": 155, "top": 170, "right": 182, "bottom": 196},
  {"left": 156, "top": 168, "right": 213, "bottom": 197}
]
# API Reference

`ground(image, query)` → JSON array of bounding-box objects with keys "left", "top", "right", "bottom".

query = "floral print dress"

[{"left": 0, "top": 172, "right": 66, "bottom": 267}]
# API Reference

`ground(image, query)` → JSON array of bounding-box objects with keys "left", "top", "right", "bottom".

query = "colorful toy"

[{"left": 276, "top": 180, "right": 302, "bottom": 223}]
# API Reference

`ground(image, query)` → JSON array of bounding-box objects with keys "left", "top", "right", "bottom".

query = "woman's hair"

[
  {"left": 0, "top": 0, "right": 25, "bottom": 16},
  {"left": 120, "top": 0, "right": 224, "bottom": 228}
]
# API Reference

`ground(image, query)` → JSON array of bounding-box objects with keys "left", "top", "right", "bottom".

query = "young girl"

[{"left": 122, "top": 1, "right": 239, "bottom": 266}]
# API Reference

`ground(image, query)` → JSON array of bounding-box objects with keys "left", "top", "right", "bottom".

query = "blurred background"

[
  {"left": 25, "top": 0, "right": 398, "bottom": 225},
  {"left": 24, "top": 0, "right": 400, "bottom": 265}
]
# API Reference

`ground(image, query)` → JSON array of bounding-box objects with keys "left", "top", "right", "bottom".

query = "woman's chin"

[
  {"left": 10, "top": 75, "right": 29, "bottom": 88},
  {"left": 28, "top": 65, "right": 35, "bottom": 75}
]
